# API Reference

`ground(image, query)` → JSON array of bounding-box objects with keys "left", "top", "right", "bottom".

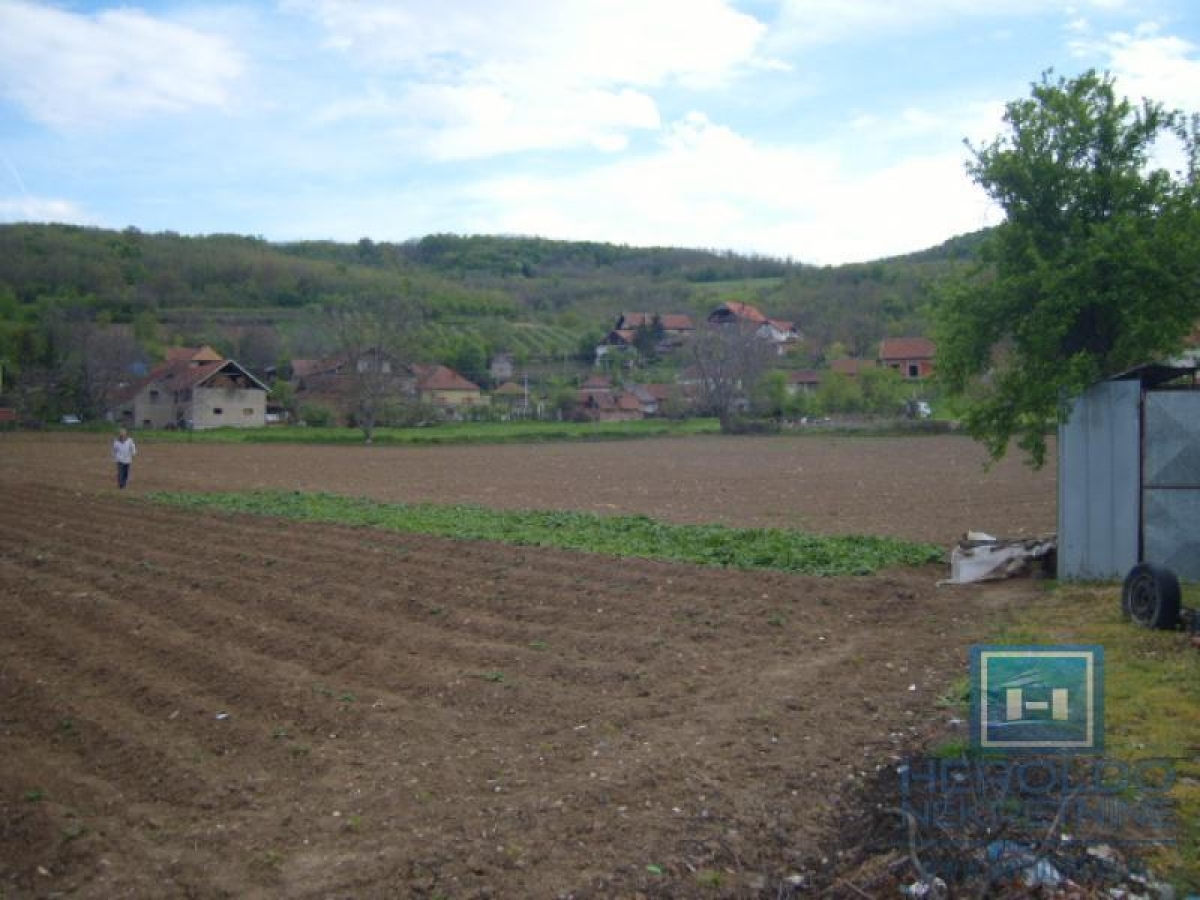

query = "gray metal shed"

[{"left": 1058, "top": 361, "right": 1200, "bottom": 581}]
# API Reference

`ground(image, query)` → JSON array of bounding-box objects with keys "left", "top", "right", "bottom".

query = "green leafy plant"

[{"left": 147, "top": 490, "right": 944, "bottom": 577}]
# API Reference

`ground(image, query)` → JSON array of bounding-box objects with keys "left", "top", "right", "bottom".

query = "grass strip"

[
  {"left": 145, "top": 489, "right": 944, "bottom": 576},
  {"left": 973, "top": 585, "right": 1200, "bottom": 891},
  {"left": 137, "top": 418, "right": 721, "bottom": 446}
]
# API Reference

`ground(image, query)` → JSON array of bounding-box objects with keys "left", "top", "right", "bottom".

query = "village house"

[
  {"left": 414, "top": 364, "right": 485, "bottom": 414},
  {"left": 490, "top": 380, "right": 529, "bottom": 414},
  {"left": 706, "top": 301, "right": 799, "bottom": 351},
  {"left": 112, "top": 346, "right": 269, "bottom": 429},
  {"left": 596, "top": 312, "right": 697, "bottom": 363},
  {"left": 879, "top": 337, "right": 936, "bottom": 379},
  {"left": 614, "top": 312, "right": 695, "bottom": 338}
]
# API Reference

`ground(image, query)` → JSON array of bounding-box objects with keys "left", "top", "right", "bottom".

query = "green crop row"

[{"left": 144, "top": 490, "right": 944, "bottom": 576}]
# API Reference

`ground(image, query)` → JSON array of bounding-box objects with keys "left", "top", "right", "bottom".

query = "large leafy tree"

[{"left": 936, "top": 70, "right": 1200, "bottom": 466}]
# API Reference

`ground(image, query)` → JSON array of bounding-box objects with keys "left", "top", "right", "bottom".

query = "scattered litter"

[
  {"left": 941, "top": 534, "right": 1057, "bottom": 584},
  {"left": 215, "top": 712, "right": 229, "bottom": 721},
  {"left": 901, "top": 876, "right": 947, "bottom": 897}
]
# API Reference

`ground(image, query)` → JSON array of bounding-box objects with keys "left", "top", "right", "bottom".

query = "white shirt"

[{"left": 112, "top": 437, "right": 137, "bottom": 465}]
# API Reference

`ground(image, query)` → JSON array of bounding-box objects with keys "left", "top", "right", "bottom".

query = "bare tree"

[
  {"left": 326, "top": 293, "right": 422, "bottom": 443},
  {"left": 688, "top": 321, "right": 775, "bottom": 431},
  {"left": 80, "top": 326, "right": 145, "bottom": 417}
]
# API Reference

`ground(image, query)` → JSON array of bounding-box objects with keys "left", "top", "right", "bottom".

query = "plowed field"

[
  {"left": 0, "top": 435, "right": 1048, "bottom": 897},
  {"left": 0, "top": 432, "right": 1056, "bottom": 543}
]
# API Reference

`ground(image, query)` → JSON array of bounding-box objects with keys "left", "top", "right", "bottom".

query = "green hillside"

[{"left": 0, "top": 222, "right": 984, "bottom": 419}]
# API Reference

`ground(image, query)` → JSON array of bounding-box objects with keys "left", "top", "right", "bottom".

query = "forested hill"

[{"left": 0, "top": 223, "right": 986, "bottom": 357}]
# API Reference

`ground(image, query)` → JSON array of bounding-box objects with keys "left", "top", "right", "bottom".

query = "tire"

[{"left": 1121, "top": 563, "right": 1182, "bottom": 629}]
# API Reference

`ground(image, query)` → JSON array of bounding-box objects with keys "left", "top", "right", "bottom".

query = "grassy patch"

[
  {"left": 136, "top": 418, "right": 720, "bottom": 446},
  {"left": 993, "top": 582, "right": 1200, "bottom": 891},
  {"left": 143, "top": 490, "right": 943, "bottom": 577}
]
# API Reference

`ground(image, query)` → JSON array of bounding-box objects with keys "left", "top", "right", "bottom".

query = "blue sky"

[{"left": 1, "top": 0, "right": 1197, "bottom": 264}]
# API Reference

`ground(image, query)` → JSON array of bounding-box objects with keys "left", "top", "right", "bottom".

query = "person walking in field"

[{"left": 112, "top": 428, "right": 137, "bottom": 489}]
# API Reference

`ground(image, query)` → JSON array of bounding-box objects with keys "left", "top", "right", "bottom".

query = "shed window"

[
  {"left": 213, "top": 407, "right": 223, "bottom": 415},
  {"left": 908, "top": 364, "right": 919, "bottom": 378}
]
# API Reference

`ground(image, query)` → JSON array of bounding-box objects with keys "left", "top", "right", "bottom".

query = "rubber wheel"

[{"left": 1121, "top": 563, "right": 1182, "bottom": 629}]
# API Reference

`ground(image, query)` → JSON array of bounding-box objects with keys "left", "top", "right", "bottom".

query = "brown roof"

[
  {"left": 712, "top": 301, "right": 768, "bottom": 324},
  {"left": 580, "top": 390, "right": 617, "bottom": 410},
  {"left": 830, "top": 358, "right": 876, "bottom": 377},
  {"left": 416, "top": 364, "right": 480, "bottom": 392},
  {"left": 788, "top": 369, "right": 822, "bottom": 384},
  {"left": 879, "top": 337, "right": 936, "bottom": 361},
  {"left": 582, "top": 374, "right": 613, "bottom": 390},
  {"left": 642, "top": 383, "right": 673, "bottom": 400},
  {"left": 606, "top": 329, "right": 637, "bottom": 345},
  {"left": 619, "top": 312, "right": 695, "bottom": 331},
  {"left": 292, "top": 358, "right": 344, "bottom": 379},
  {"left": 492, "top": 381, "right": 525, "bottom": 396},
  {"left": 615, "top": 393, "right": 643, "bottom": 411},
  {"left": 117, "top": 358, "right": 267, "bottom": 404}
]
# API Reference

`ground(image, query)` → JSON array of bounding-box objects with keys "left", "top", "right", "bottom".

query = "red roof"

[
  {"left": 116, "top": 358, "right": 267, "bottom": 404},
  {"left": 641, "top": 383, "right": 673, "bottom": 400},
  {"left": 879, "top": 337, "right": 936, "bottom": 361},
  {"left": 619, "top": 312, "right": 695, "bottom": 331},
  {"left": 712, "top": 301, "right": 768, "bottom": 324},
  {"left": 788, "top": 369, "right": 822, "bottom": 385},
  {"left": 616, "top": 393, "right": 643, "bottom": 411},
  {"left": 416, "top": 364, "right": 480, "bottom": 392},
  {"left": 606, "top": 329, "right": 637, "bottom": 345},
  {"left": 292, "top": 358, "right": 343, "bottom": 379}
]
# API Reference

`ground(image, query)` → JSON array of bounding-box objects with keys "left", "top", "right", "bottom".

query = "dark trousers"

[{"left": 117, "top": 462, "right": 131, "bottom": 489}]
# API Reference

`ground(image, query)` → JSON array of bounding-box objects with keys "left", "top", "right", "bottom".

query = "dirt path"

[
  {"left": 0, "top": 484, "right": 1043, "bottom": 897},
  {"left": 0, "top": 432, "right": 1055, "bottom": 544}
]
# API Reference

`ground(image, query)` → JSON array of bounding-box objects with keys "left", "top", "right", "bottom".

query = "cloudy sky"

[{"left": 0, "top": 0, "right": 1197, "bottom": 264}]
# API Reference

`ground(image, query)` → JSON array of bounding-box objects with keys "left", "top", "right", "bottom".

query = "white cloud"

[
  {"left": 290, "top": 0, "right": 766, "bottom": 158},
  {"left": 0, "top": 195, "right": 98, "bottom": 225},
  {"left": 458, "top": 112, "right": 993, "bottom": 264},
  {"left": 287, "top": 0, "right": 766, "bottom": 85},
  {"left": 0, "top": 1, "right": 244, "bottom": 129},
  {"left": 1094, "top": 27, "right": 1200, "bottom": 112}
]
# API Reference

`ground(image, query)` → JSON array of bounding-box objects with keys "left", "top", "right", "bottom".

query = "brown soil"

[
  {"left": 0, "top": 433, "right": 1055, "bottom": 544},
  {"left": 0, "top": 435, "right": 1053, "bottom": 897}
]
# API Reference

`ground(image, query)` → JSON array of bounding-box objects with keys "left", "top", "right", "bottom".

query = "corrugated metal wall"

[
  {"left": 1143, "top": 391, "right": 1200, "bottom": 580},
  {"left": 1057, "top": 379, "right": 1141, "bottom": 580}
]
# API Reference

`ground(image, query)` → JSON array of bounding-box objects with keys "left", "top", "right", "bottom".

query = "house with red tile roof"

[
  {"left": 707, "top": 301, "right": 799, "bottom": 352},
  {"left": 113, "top": 355, "right": 269, "bottom": 429},
  {"left": 615, "top": 312, "right": 695, "bottom": 334},
  {"left": 879, "top": 337, "right": 936, "bottom": 379},
  {"left": 413, "top": 364, "right": 485, "bottom": 413}
]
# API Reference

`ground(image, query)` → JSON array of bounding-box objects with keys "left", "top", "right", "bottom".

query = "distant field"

[{"left": 140, "top": 418, "right": 721, "bottom": 446}]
